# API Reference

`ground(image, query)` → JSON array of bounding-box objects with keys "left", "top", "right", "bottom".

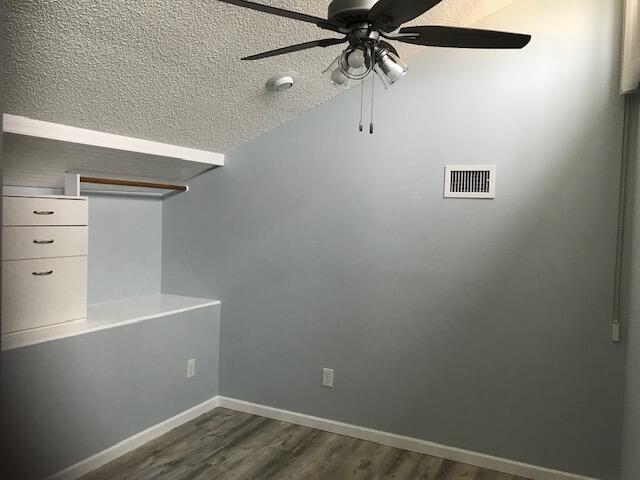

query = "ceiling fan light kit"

[{"left": 219, "top": 0, "right": 532, "bottom": 131}]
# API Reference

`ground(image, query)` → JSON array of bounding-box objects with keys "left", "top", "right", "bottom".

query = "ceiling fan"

[
  {"left": 219, "top": 0, "right": 531, "bottom": 86},
  {"left": 218, "top": 0, "right": 531, "bottom": 132}
]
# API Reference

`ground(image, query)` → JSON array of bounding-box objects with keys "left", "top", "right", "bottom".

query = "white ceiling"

[{"left": 4, "top": 0, "right": 515, "bottom": 154}]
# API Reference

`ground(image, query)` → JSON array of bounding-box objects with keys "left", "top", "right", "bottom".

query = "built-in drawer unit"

[
  {"left": 2, "top": 226, "right": 88, "bottom": 260},
  {"left": 2, "top": 194, "right": 89, "bottom": 335},
  {"left": 2, "top": 195, "right": 88, "bottom": 226},
  {"left": 2, "top": 256, "right": 88, "bottom": 333}
]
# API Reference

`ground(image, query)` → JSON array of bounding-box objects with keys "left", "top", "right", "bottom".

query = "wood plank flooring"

[{"left": 80, "top": 408, "right": 530, "bottom": 480}]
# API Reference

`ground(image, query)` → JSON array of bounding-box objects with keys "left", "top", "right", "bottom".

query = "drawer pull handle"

[
  {"left": 32, "top": 270, "right": 53, "bottom": 276},
  {"left": 33, "top": 239, "right": 55, "bottom": 245},
  {"left": 33, "top": 210, "right": 55, "bottom": 215}
]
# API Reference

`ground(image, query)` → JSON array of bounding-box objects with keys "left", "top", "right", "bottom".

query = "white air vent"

[{"left": 444, "top": 165, "right": 496, "bottom": 199}]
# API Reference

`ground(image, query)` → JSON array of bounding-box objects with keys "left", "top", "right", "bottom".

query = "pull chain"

[
  {"left": 356, "top": 70, "right": 376, "bottom": 134},
  {"left": 359, "top": 79, "right": 364, "bottom": 132},
  {"left": 369, "top": 74, "right": 375, "bottom": 134}
]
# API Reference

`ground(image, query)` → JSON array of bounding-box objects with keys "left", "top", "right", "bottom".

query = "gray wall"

[
  {"left": 621, "top": 97, "right": 640, "bottom": 479},
  {"left": 162, "top": 0, "right": 626, "bottom": 478},
  {"left": 1, "top": 305, "right": 220, "bottom": 479},
  {"left": 88, "top": 194, "right": 162, "bottom": 304}
]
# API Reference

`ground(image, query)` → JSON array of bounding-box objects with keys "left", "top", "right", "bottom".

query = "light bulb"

[
  {"left": 346, "top": 49, "right": 365, "bottom": 69},
  {"left": 339, "top": 48, "right": 372, "bottom": 80}
]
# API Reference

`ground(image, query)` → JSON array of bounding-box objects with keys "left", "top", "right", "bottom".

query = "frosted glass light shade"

[
  {"left": 374, "top": 51, "right": 408, "bottom": 89},
  {"left": 323, "top": 55, "right": 358, "bottom": 89}
]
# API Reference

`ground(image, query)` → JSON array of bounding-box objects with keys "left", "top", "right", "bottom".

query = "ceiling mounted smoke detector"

[{"left": 266, "top": 74, "right": 295, "bottom": 92}]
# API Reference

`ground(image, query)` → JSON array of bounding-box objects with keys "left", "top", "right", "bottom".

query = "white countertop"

[{"left": 1, "top": 294, "right": 220, "bottom": 352}]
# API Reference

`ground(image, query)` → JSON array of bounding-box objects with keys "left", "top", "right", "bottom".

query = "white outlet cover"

[
  {"left": 187, "top": 358, "right": 196, "bottom": 379},
  {"left": 322, "top": 368, "right": 334, "bottom": 388}
]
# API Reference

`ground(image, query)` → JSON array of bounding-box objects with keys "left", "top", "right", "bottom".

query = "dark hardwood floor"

[{"left": 80, "top": 408, "right": 530, "bottom": 480}]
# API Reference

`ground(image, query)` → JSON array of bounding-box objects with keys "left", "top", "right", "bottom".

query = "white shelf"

[
  {"left": 3, "top": 114, "right": 224, "bottom": 165},
  {"left": 2, "top": 114, "right": 224, "bottom": 190},
  {"left": 1, "top": 294, "right": 220, "bottom": 352},
  {"left": 2, "top": 193, "right": 88, "bottom": 200}
]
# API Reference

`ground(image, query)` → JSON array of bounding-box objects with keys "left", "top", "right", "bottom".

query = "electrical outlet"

[
  {"left": 187, "top": 358, "right": 196, "bottom": 378},
  {"left": 322, "top": 368, "right": 334, "bottom": 388}
]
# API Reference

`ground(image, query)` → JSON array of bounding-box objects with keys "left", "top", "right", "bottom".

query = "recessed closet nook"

[{"left": 1, "top": 113, "right": 224, "bottom": 478}]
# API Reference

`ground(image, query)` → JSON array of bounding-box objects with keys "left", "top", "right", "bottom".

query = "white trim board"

[
  {"left": 218, "top": 397, "right": 599, "bottom": 480},
  {"left": 3, "top": 114, "right": 224, "bottom": 166},
  {"left": 48, "top": 396, "right": 221, "bottom": 480}
]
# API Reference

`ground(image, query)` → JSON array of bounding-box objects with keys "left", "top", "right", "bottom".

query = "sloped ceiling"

[{"left": 4, "top": 0, "right": 515, "bottom": 153}]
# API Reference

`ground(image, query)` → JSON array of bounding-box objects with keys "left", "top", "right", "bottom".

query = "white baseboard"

[
  {"left": 48, "top": 396, "right": 220, "bottom": 480},
  {"left": 218, "top": 397, "right": 598, "bottom": 480},
  {"left": 49, "top": 394, "right": 598, "bottom": 480}
]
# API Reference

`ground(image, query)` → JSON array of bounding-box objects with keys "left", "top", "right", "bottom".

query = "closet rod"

[{"left": 79, "top": 176, "right": 188, "bottom": 192}]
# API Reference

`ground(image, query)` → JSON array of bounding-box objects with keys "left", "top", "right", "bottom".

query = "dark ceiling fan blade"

[
  {"left": 396, "top": 26, "right": 532, "bottom": 49},
  {"left": 218, "top": 0, "right": 343, "bottom": 32},
  {"left": 242, "top": 37, "right": 347, "bottom": 60},
  {"left": 368, "top": 0, "right": 444, "bottom": 31}
]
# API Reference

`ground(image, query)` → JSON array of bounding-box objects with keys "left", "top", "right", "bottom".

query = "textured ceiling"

[{"left": 4, "top": 0, "right": 515, "bottom": 153}]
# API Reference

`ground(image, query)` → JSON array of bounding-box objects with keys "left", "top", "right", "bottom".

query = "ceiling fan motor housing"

[{"left": 328, "top": 0, "right": 377, "bottom": 26}]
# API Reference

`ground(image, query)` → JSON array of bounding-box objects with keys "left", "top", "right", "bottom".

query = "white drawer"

[
  {"left": 3, "top": 196, "right": 88, "bottom": 226},
  {"left": 2, "top": 256, "right": 88, "bottom": 333},
  {"left": 2, "top": 226, "right": 88, "bottom": 260}
]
